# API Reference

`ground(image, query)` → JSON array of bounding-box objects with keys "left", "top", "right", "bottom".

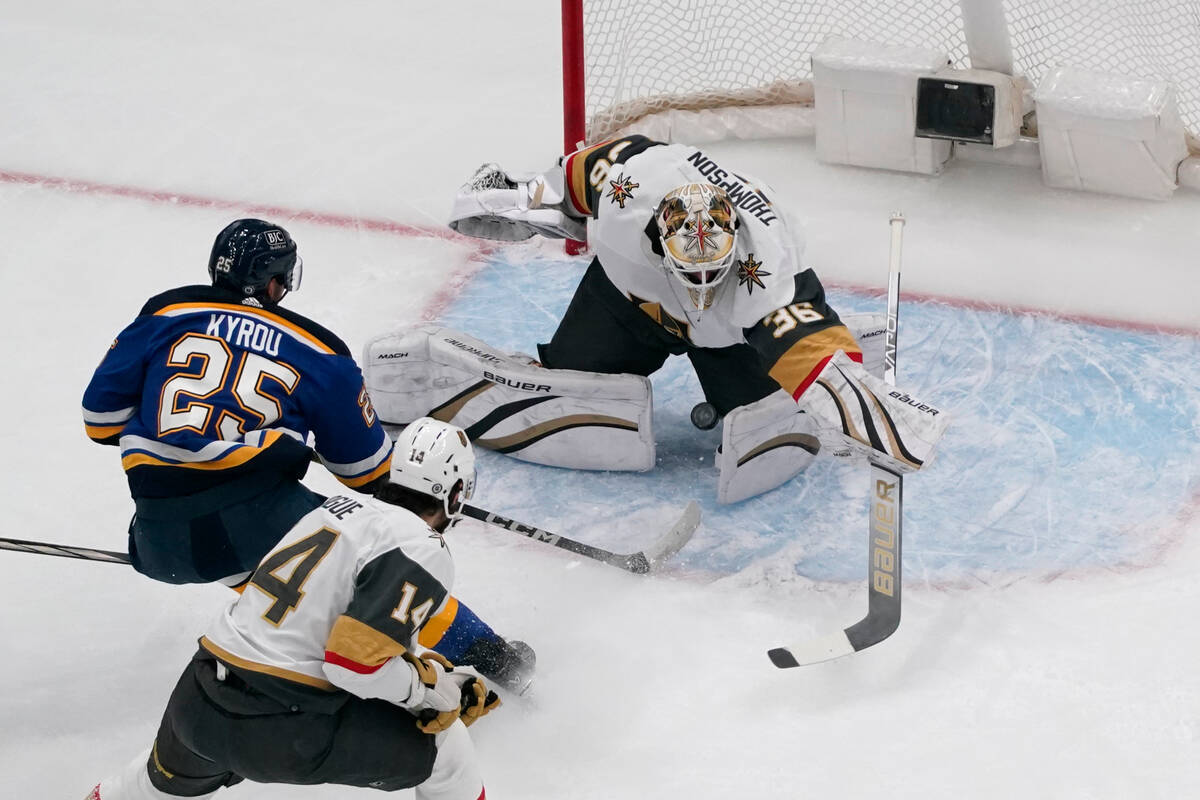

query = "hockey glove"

[
  {"left": 458, "top": 677, "right": 502, "bottom": 728},
  {"left": 402, "top": 651, "right": 479, "bottom": 734},
  {"left": 448, "top": 163, "right": 587, "bottom": 242}
]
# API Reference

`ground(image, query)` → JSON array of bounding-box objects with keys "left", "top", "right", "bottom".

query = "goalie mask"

[
  {"left": 655, "top": 183, "right": 738, "bottom": 310},
  {"left": 390, "top": 418, "right": 477, "bottom": 526}
]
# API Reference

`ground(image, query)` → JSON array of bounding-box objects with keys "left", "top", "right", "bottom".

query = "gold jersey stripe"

[
  {"left": 199, "top": 636, "right": 337, "bottom": 691},
  {"left": 85, "top": 423, "right": 125, "bottom": 440},
  {"left": 324, "top": 614, "right": 407, "bottom": 669},
  {"left": 120, "top": 430, "right": 286, "bottom": 472},
  {"left": 768, "top": 325, "right": 862, "bottom": 397},
  {"left": 335, "top": 455, "right": 392, "bottom": 489},
  {"left": 417, "top": 596, "right": 459, "bottom": 649},
  {"left": 155, "top": 302, "right": 335, "bottom": 354}
]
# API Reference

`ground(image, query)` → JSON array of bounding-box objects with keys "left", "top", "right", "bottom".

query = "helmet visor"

[
  {"left": 252, "top": 250, "right": 302, "bottom": 293},
  {"left": 286, "top": 254, "right": 303, "bottom": 292}
]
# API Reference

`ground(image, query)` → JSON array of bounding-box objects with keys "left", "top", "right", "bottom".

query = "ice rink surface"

[{"left": 1, "top": 3, "right": 1197, "bottom": 798}]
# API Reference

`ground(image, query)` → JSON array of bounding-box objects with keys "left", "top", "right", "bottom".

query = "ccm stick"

[
  {"left": 0, "top": 500, "right": 701, "bottom": 576},
  {"left": 463, "top": 500, "right": 700, "bottom": 574},
  {"left": 768, "top": 213, "right": 906, "bottom": 668}
]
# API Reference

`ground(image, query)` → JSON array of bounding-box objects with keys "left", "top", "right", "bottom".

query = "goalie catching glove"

[
  {"left": 401, "top": 650, "right": 501, "bottom": 734},
  {"left": 448, "top": 163, "right": 587, "bottom": 242}
]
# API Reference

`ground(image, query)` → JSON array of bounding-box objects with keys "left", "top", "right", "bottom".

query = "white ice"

[{"left": 1, "top": 3, "right": 1197, "bottom": 799}]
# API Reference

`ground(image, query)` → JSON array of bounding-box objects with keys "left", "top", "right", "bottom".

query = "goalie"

[{"left": 366, "top": 136, "right": 948, "bottom": 502}]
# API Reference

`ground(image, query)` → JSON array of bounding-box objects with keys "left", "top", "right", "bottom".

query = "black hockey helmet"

[{"left": 208, "top": 218, "right": 302, "bottom": 300}]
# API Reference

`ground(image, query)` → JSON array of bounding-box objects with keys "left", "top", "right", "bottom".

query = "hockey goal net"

[{"left": 562, "top": 0, "right": 1200, "bottom": 150}]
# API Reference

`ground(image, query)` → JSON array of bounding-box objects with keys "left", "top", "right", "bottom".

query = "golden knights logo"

[
  {"left": 606, "top": 174, "right": 639, "bottom": 208},
  {"left": 630, "top": 293, "right": 690, "bottom": 341},
  {"left": 736, "top": 253, "right": 771, "bottom": 294}
]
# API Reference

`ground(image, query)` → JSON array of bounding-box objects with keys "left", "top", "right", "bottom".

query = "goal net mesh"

[{"left": 580, "top": 0, "right": 1200, "bottom": 145}]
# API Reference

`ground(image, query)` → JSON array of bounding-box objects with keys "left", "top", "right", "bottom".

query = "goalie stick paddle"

[
  {"left": 768, "top": 212, "right": 907, "bottom": 668},
  {"left": 462, "top": 501, "right": 701, "bottom": 574}
]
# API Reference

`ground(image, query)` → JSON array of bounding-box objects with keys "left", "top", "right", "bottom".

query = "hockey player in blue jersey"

[
  {"left": 83, "top": 218, "right": 393, "bottom": 585},
  {"left": 82, "top": 218, "right": 534, "bottom": 693}
]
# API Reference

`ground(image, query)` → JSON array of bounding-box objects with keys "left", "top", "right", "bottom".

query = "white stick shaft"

[{"left": 884, "top": 213, "right": 905, "bottom": 386}]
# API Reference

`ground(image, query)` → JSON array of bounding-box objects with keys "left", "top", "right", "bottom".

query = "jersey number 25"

[{"left": 159, "top": 333, "right": 300, "bottom": 439}]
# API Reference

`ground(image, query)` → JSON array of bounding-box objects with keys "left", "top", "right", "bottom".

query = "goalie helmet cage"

[{"left": 560, "top": 0, "right": 1200, "bottom": 151}]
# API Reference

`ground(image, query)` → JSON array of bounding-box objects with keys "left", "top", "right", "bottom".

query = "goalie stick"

[
  {"left": 0, "top": 501, "right": 701, "bottom": 575},
  {"left": 462, "top": 501, "right": 700, "bottom": 574},
  {"left": 767, "top": 212, "right": 907, "bottom": 668}
]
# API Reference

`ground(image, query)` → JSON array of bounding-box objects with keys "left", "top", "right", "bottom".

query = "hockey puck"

[{"left": 690, "top": 402, "right": 720, "bottom": 430}]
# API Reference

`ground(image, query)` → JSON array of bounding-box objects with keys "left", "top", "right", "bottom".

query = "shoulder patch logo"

[
  {"left": 606, "top": 174, "right": 639, "bottom": 208},
  {"left": 736, "top": 253, "right": 771, "bottom": 294}
]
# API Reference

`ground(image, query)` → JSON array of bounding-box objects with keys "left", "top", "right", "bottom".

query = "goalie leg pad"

[
  {"left": 364, "top": 325, "right": 654, "bottom": 471},
  {"left": 801, "top": 351, "right": 948, "bottom": 474},
  {"left": 717, "top": 391, "right": 820, "bottom": 504}
]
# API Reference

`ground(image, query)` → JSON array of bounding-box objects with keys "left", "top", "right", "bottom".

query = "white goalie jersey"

[
  {"left": 201, "top": 494, "right": 454, "bottom": 703},
  {"left": 564, "top": 138, "right": 809, "bottom": 349}
]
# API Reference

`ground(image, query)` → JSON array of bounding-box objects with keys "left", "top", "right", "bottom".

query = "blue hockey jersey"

[{"left": 82, "top": 286, "right": 392, "bottom": 499}]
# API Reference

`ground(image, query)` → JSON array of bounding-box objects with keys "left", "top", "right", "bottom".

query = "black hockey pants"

[
  {"left": 146, "top": 651, "right": 437, "bottom": 795},
  {"left": 129, "top": 472, "right": 324, "bottom": 584},
  {"left": 538, "top": 258, "right": 780, "bottom": 416}
]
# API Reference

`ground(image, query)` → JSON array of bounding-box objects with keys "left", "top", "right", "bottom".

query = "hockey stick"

[
  {"left": 462, "top": 500, "right": 701, "bottom": 574},
  {"left": 0, "top": 537, "right": 131, "bottom": 564},
  {"left": 1, "top": 500, "right": 702, "bottom": 576},
  {"left": 768, "top": 212, "right": 906, "bottom": 668}
]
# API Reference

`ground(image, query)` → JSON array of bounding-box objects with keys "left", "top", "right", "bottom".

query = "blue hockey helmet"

[{"left": 208, "top": 218, "right": 302, "bottom": 300}]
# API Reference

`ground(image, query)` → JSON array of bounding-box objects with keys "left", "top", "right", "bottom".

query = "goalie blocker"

[{"left": 364, "top": 325, "right": 655, "bottom": 472}]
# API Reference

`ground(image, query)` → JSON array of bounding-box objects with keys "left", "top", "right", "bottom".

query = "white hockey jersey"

[
  {"left": 562, "top": 136, "right": 863, "bottom": 399},
  {"left": 200, "top": 494, "right": 454, "bottom": 702}
]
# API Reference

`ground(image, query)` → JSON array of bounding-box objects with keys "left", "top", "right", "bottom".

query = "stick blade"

[
  {"left": 641, "top": 500, "right": 701, "bottom": 570},
  {"left": 768, "top": 631, "right": 856, "bottom": 668}
]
